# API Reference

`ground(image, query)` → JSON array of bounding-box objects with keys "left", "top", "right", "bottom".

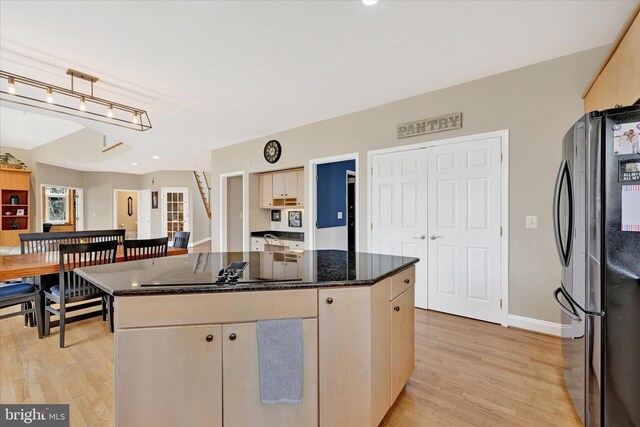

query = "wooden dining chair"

[
  {"left": 44, "top": 240, "right": 117, "bottom": 348},
  {"left": 123, "top": 237, "right": 169, "bottom": 261},
  {"left": 173, "top": 231, "right": 190, "bottom": 249},
  {"left": 0, "top": 282, "right": 43, "bottom": 339}
]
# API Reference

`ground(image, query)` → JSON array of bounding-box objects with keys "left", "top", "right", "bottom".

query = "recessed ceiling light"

[
  {"left": 152, "top": 155, "right": 159, "bottom": 159},
  {"left": 131, "top": 162, "right": 138, "bottom": 166},
  {"left": 362, "top": 0, "right": 379, "bottom": 5}
]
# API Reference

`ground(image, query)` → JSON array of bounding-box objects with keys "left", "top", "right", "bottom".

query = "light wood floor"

[{"left": 0, "top": 305, "right": 580, "bottom": 427}]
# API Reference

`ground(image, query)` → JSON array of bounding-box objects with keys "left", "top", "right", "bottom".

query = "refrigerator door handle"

[
  {"left": 553, "top": 160, "right": 573, "bottom": 267},
  {"left": 553, "top": 287, "right": 581, "bottom": 322}
]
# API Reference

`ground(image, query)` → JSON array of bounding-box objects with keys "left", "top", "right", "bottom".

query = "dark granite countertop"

[
  {"left": 250, "top": 230, "right": 304, "bottom": 241},
  {"left": 75, "top": 250, "right": 418, "bottom": 296}
]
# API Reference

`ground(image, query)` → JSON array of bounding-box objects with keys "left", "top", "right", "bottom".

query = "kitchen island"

[{"left": 76, "top": 250, "right": 418, "bottom": 427}]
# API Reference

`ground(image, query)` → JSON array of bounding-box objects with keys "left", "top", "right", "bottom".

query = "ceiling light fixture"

[
  {"left": 0, "top": 69, "right": 152, "bottom": 131},
  {"left": 131, "top": 162, "right": 138, "bottom": 166},
  {"left": 152, "top": 155, "right": 159, "bottom": 159},
  {"left": 362, "top": 0, "right": 379, "bottom": 5},
  {"left": 7, "top": 77, "right": 15, "bottom": 95}
]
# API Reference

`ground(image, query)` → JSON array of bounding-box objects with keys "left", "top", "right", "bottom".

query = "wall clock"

[{"left": 264, "top": 140, "right": 281, "bottom": 164}]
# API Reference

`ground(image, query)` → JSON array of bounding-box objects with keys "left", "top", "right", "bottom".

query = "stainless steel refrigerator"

[{"left": 553, "top": 105, "right": 640, "bottom": 426}]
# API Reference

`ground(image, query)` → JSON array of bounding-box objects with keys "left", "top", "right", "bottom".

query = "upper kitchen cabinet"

[
  {"left": 583, "top": 8, "right": 639, "bottom": 112},
  {"left": 260, "top": 168, "right": 304, "bottom": 208}
]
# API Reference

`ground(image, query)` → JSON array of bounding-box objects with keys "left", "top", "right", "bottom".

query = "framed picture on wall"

[
  {"left": 271, "top": 210, "right": 281, "bottom": 222},
  {"left": 152, "top": 191, "right": 158, "bottom": 209},
  {"left": 288, "top": 210, "right": 302, "bottom": 228}
]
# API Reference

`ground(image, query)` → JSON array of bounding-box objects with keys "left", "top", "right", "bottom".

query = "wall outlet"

[
  {"left": 525, "top": 216, "right": 537, "bottom": 229},
  {"left": 337, "top": 211, "right": 343, "bottom": 220}
]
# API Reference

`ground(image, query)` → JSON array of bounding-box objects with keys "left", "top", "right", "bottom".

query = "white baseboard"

[
  {"left": 507, "top": 314, "right": 563, "bottom": 336},
  {"left": 190, "top": 237, "right": 212, "bottom": 248}
]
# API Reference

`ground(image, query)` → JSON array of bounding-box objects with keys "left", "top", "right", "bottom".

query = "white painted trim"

[
  {"left": 366, "top": 129, "right": 510, "bottom": 325},
  {"left": 219, "top": 171, "right": 248, "bottom": 253},
  {"left": 500, "top": 130, "right": 510, "bottom": 327},
  {"left": 112, "top": 189, "right": 140, "bottom": 234},
  {"left": 507, "top": 314, "right": 563, "bottom": 337},
  {"left": 307, "top": 153, "right": 359, "bottom": 251},
  {"left": 191, "top": 236, "right": 212, "bottom": 248}
]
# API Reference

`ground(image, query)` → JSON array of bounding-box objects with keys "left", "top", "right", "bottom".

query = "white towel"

[{"left": 256, "top": 318, "right": 303, "bottom": 405}]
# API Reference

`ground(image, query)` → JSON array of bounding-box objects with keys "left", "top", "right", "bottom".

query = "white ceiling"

[
  {"left": 0, "top": 0, "right": 636, "bottom": 174},
  {"left": 0, "top": 106, "right": 84, "bottom": 149}
]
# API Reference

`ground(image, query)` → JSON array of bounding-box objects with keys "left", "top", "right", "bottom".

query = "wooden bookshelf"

[{"left": 0, "top": 167, "right": 31, "bottom": 246}]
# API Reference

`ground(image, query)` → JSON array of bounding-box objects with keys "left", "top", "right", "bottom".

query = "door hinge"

[
  {"left": 315, "top": 221, "right": 318, "bottom": 228},
  {"left": 500, "top": 153, "right": 503, "bottom": 163},
  {"left": 500, "top": 226, "right": 503, "bottom": 236},
  {"left": 315, "top": 175, "right": 319, "bottom": 182},
  {"left": 371, "top": 223, "right": 373, "bottom": 230},
  {"left": 371, "top": 166, "right": 373, "bottom": 175},
  {"left": 500, "top": 299, "right": 503, "bottom": 309}
]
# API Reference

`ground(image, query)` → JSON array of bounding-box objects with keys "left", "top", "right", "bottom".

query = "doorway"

[
  {"left": 161, "top": 187, "right": 189, "bottom": 246},
  {"left": 226, "top": 175, "right": 244, "bottom": 252},
  {"left": 40, "top": 185, "right": 83, "bottom": 232},
  {"left": 369, "top": 130, "right": 509, "bottom": 325},
  {"left": 219, "top": 171, "right": 248, "bottom": 252},
  {"left": 113, "top": 189, "right": 139, "bottom": 239},
  {"left": 308, "top": 154, "right": 359, "bottom": 251}
]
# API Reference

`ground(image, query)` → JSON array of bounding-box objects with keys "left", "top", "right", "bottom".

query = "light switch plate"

[
  {"left": 337, "top": 211, "right": 343, "bottom": 220},
  {"left": 525, "top": 216, "right": 537, "bottom": 229}
]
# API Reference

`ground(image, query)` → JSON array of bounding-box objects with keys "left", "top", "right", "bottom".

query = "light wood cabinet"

[
  {"left": 584, "top": 9, "right": 639, "bottom": 111},
  {"left": 259, "top": 168, "right": 304, "bottom": 208},
  {"left": 222, "top": 319, "right": 318, "bottom": 427},
  {"left": 1, "top": 167, "right": 31, "bottom": 246},
  {"left": 296, "top": 169, "right": 304, "bottom": 207},
  {"left": 318, "top": 277, "right": 392, "bottom": 427},
  {"left": 259, "top": 174, "right": 273, "bottom": 209},
  {"left": 391, "top": 285, "right": 415, "bottom": 402},
  {"left": 116, "top": 324, "right": 223, "bottom": 427}
]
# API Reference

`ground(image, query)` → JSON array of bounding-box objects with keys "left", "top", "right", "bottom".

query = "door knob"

[
  {"left": 412, "top": 234, "right": 426, "bottom": 240},
  {"left": 429, "top": 235, "right": 444, "bottom": 240}
]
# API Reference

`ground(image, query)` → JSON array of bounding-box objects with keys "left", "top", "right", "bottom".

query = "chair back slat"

[
  {"left": 21, "top": 229, "right": 126, "bottom": 254},
  {"left": 123, "top": 237, "right": 169, "bottom": 262},
  {"left": 58, "top": 241, "right": 118, "bottom": 302}
]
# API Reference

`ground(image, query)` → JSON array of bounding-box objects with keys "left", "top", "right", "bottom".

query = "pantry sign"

[{"left": 397, "top": 112, "right": 462, "bottom": 139}]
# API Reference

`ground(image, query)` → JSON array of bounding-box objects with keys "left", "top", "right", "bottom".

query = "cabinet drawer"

[
  {"left": 283, "top": 240, "right": 304, "bottom": 250},
  {"left": 117, "top": 289, "right": 318, "bottom": 328},
  {"left": 390, "top": 265, "right": 415, "bottom": 300}
]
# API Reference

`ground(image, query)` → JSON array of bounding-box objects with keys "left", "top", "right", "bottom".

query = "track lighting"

[{"left": 0, "top": 69, "right": 151, "bottom": 131}]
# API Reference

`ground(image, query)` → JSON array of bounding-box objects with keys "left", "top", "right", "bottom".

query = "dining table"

[{"left": 0, "top": 245, "right": 188, "bottom": 281}]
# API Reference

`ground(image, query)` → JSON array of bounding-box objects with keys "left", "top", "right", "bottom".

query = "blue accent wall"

[{"left": 317, "top": 160, "right": 355, "bottom": 229}]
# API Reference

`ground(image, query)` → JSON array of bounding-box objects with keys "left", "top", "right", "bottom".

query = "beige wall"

[
  {"left": 226, "top": 176, "right": 243, "bottom": 252},
  {"left": 33, "top": 162, "right": 83, "bottom": 232},
  {"left": 116, "top": 191, "right": 138, "bottom": 232},
  {"left": 210, "top": 46, "right": 608, "bottom": 323},
  {"left": 83, "top": 171, "right": 139, "bottom": 230}
]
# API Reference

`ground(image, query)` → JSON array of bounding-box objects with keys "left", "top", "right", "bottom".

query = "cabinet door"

[
  {"left": 222, "top": 320, "right": 318, "bottom": 427},
  {"left": 296, "top": 169, "right": 305, "bottom": 207},
  {"left": 391, "top": 285, "right": 415, "bottom": 402},
  {"left": 260, "top": 174, "right": 273, "bottom": 208},
  {"left": 319, "top": 287, "right": 372, "bottom": 427},
  {"left": 116, "top": 324, "right": 222, "bottom": 427},
  {"left": 272, "top": 172, "right": 285, "bottom": 198},
  {"left": 284, "top": 171, "right": 298, "bottom": 198}
]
